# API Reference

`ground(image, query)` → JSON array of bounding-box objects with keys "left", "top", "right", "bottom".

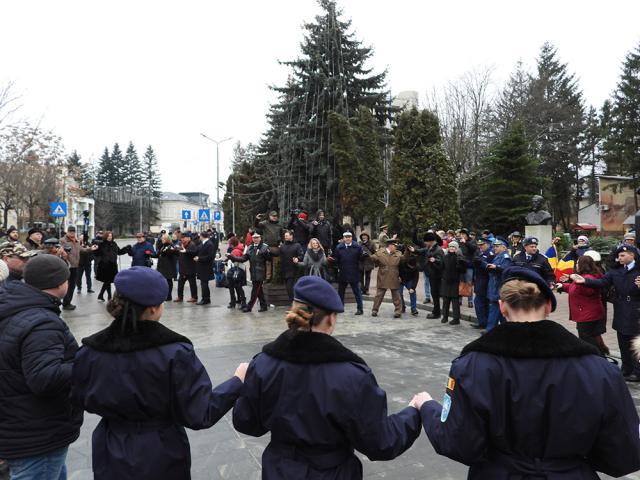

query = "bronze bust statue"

[{"left": 526, "top": 195, "right": 552, "bottom": 225}]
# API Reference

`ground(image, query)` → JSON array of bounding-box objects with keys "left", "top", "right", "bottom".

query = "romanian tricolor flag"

[{"left": 545, "top": 245, "right": 575, "bottom": 281}]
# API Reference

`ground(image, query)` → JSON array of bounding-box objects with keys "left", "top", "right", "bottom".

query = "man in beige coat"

[{"left": 371, "top": 239, "right": 404, "bottom": 318}]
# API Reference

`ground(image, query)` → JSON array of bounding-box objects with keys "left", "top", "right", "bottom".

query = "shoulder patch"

[
  {"left": 503, "top": 253, "right": 510, "bottom": 258},
  {"left": 441, "top": 393, "right": 452, "bottom": 422},
  {"left": 446, "top": 377, "right": 455, "bottom": 391}
]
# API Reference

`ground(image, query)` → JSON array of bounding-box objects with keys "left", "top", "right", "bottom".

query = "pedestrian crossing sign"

[
  {"left": 50, "top": 202, "right": 67, "bottom": 217},
  {"left": 198, "top": 209, "right": 210, "bottom": 222}
]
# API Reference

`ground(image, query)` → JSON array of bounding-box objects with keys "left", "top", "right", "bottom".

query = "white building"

[{"left": 158, "top": 192, "right": 211, "bottom": 232}]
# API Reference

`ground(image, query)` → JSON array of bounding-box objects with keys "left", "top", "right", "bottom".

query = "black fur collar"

[
  {"left": 263, "top": 330, "right": 367, "bottom": 366},
  {"left": 462, "top": 320, "right": 600, "bottom": 358},
  {"left": 82, "top": 319, "right": 192, "bottom": 353}
]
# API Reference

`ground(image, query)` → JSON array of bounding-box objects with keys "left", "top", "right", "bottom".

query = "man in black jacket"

[
  {"left": 176, "top": 233, "right": 199, "bottom": 303},
  {"left": 277, "top": 230, "right": 304, "bottom": 301},
  {"left": 194, "top": 232, "right": 215, "bottom": 305},
  {"left": 0, "top": 255, "right": 83, "bottom": 478},
  {"left": 228, "top": 233, "right": 271, "bottom": 313},
  {"left": 412, "top": 232, "right": 444, "bottom": 319},
  {"left": 311, "top": 210, "right": 333, "bottom": 253}
]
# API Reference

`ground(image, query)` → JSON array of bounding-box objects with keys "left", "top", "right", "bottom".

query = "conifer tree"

[
  {"left": 329, "top": 106, "right": 384, "bottom": 225},
  {"left": 386, "top": 108, "right": 459, "bottom": 237},
  {"left": 110, "top": 143, "right": 125, "bottom": 186},
  {"left": 525, "top": 43, "right": 585, "bottom": 229},
  {"left": 475, "top": 120, "right": 542, "bottom": 235},
  {"left": 260, "top": 0, "right": 389, "bottom": 218},
  {"left": 123, "top": 141, "right": 143, "bottom": 191},
  {"left": 143, "top": 145, "right": 162, "bottom": 198},
  {"left": 602, "top": 41, "right": 640, "bottom": 209},
  {"left": 96, "top": 147, "right": 115, "bottom": 186}
]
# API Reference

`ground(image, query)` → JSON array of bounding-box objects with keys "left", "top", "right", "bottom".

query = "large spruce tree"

[
  {"left": 386, "top": 108, "right": 459, "bottom": 237},
  {"left": 602, "top": 41, "right": 640, "bottom": 209},
  {"left": 329, "top": 106, "right": 384, "bottom": 225},
  {"left": 525, "top": 43, "right": 585, "bottom": 229},
  {"left": 475, "top": 120, "right": 542, "bottom": 235},
  {"left": 260, "top": 0, "right": 389, "bottom": 218},
  {"left": 143, "top": 145, "right": 162, "bottom": 198},
  {"left": 96, "top": 147, "right": 115, "bottom": 186},
  {"left": 124, "top": 142, "right": 144, "bottom": 191}
]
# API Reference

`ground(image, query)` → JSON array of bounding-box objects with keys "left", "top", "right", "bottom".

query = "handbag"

[
  {"left": 144, "top": 257, "right": 154, "bottom": 268},
  {"left": 458, "top": 281, "right": 473, "bottom": 297}
]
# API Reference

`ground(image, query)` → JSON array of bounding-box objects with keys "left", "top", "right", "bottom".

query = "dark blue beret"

[
  {"left": 114, "top": 267, "right": 169, "bottom": 307},
  {"left": 294, "top": 276, "right": 344, "bottom": 313},
  {"left": 501, "top": 266, "right": 557, "bottom": 312}
]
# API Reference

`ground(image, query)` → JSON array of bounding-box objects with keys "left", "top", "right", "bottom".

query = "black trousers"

[
  {"left": 98, "top": 282, "right": 112, "bottom": 300},
  {"left": 77, "top": 262, "right": 92, "bottom": 290},
  {"left": 248, "top": 281, "right": 266, "bottom": 310},
  {"left": 200, "top": 278, "right": 211, "bottom": 301},
  {"left": 178, "top": 274, "right": 197, "bottom": 300},
  {"left": 618, "top": 332, "right": 640, "bottom": 376},
  {"left": 429, "top": 275, "right": 441, "bottom": 315},
  {"left": 63, "top": 268, "right": 78, "bottom": 306},
  {"left": 284, "top": 277, "right": 295, "bottom": 302},
  {"left": 165, "top": 278, "right": 173, "bottom": 300},
  {"left": 442, "top": 296, "right": 460, "bottom": 321},
  {"left": 229, "top": 285, "right": 246, "bottom": 306}
]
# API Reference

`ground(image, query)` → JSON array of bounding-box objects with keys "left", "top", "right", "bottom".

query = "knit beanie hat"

[
  {"left": 23, "top": 255, "right": 70, "bottom": 290},
  {"left": 448, "top": 241, "right": 459, "bottom": 250}
]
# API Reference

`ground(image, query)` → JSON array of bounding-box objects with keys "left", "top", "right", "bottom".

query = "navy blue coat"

[
  {"left": 72, "top": 320, "right": 243, "bottom": 480},
  {"left": 130, "top": 241, "right": 155, "bottom": 267},
  {"left": 0, "top": 281, "right": 83, "bottom": 459},
  {"left": 583, "top": 262, "right": 640, "bottom": 335},
  {"left": 332, "top": 242, "right": 363, "bottom": 283},
  {"left": 421, "top": 321, "right": 640, "bottom": 479},
  {"left": 472, "top": 248, "right": 494, "bottom": 297},
  {"left": 233, "top": 331, "right": 421, "bottom": 479}
]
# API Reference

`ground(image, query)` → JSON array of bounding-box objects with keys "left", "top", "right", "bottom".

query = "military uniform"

[
  {"left": 512, "top": 246, "right": 554, "bottom": 285},
  {"left": 233, "top": 276, "right": 420, "bottom": 480},
  {"left": 421, "top": 267, "right": 640, "bottom": 479},
  {"left": 582, "top": 256, "right": 640, "bottom": 377},
  {"left": 421, "top": 321, "right": 640, "bottom": 479},
  {"left": 471, "top": 240, "right": 494, "bottom": 328},
  {"left": 486, "top": 240, "right": 512, "bottom": 331}
]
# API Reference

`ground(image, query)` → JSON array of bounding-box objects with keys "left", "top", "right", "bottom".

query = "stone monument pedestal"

[{"left": 525, "top": 224, "right": 552, "bottom": 254}]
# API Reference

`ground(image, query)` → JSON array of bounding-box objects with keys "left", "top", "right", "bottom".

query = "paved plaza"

[{"left": 58, "top": 250, "right": 640, "bottom": 480}]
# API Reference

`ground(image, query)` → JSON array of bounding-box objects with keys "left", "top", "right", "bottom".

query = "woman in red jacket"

[{"left": 557, "top": 255, "right": 609, "bottom": 354}]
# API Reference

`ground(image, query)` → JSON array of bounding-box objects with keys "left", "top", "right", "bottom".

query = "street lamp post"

[{"left": 200, "top": 133, "right": 233, "bottom": 229}]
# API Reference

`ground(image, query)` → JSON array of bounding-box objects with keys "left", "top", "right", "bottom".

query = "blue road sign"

[
  {"left": 198, "top": 209, "right": 210, "bottom": 222},
  {"left": 213, "top": 210, "right": 222, "bottom": 221},
  {"left": 181, "top": 210, "right": 192, "bottom": 220},
  {"left": 193, "top": 220, "right": 199, "bottom": 225},
  {"left": 50, "top": 202, "right": 67, "bottom": 217}
]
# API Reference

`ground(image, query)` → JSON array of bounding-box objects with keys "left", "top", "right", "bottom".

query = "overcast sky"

[{"left": 2, "top": 0, "right": 639, "bottom": 202}]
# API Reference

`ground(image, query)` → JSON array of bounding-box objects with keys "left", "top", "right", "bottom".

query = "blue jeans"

[
  {"left": 423, "top": 271, "right": 431, "bottom": 300},
  {"left": 488, "top": 302, "right": 506, "bottom": 331},
  {"left": 7, "top": 446, "right": 68, "bottom": 480},
  {"left": 474, "top": 295, "right": 489, "bottom": 328},
  {"left": 400, "top": 284, "right": 417, "bottom": 312}
]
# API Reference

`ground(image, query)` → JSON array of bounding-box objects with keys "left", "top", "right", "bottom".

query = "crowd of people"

[{"left": 1, "top": 211, "right": 640, "bottom": 480}]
